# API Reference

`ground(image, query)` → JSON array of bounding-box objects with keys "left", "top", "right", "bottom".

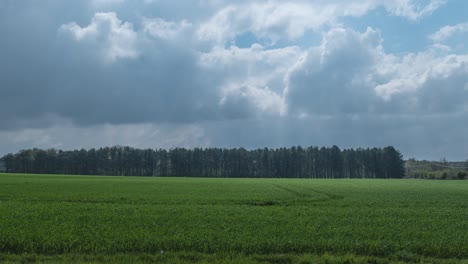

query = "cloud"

[
  {"left": 0, "top": 122, "right": 208, "bottom": 154},
  {"left": 91, "top": 0, "right": 125, "bottom": 7},
  {"left": 3, "top": 7, "right": 465, "bottom": 125},
  {"left": 201, "top": 113, "right": 468, "bottom": 161},
  {"left": 52, "top": 12, "right": 229, "bottom": 125},
  {"left": 429, "top": 22, "right": 468, "bottom": 42},
  {"left": 384, "top": 0, "right": 446, "bottom": 20},
  {"left": 374, "top": 52, "right": 468, "bottom": 114},
  {"left": 1, "top": 0, "right": 467, "bottom": 160},
  {"left": 142, "top": 17, "right": 192, "bottom": 40},
  {"left": 285, "top": 27, "right": 384, "bottom": 115},
  {"left": 197, "top": 2, "right": 330, "bottom": 44},
  {"left": 219, "top": 84, "right": 285, "bottom": 118},
  {"left": 197, "top": 0, "right": 446, "bottom": 45},
  {"left": 200, "top": 44, "right": 302, "bottom": 117},
  {"left": 285, "top": 26, "right": 468, "bottom": 118},
  {"left": 60, "top": 12, "right": 139, "bottom": 61}
]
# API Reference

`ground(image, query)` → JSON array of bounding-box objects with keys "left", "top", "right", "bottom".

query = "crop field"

[{"left": 0, "top": 173, "right": 467, "bottom": 263}]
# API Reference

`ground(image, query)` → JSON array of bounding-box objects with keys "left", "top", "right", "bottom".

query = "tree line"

[
  {"left": 0, "top": 146, "right": 405, "bottom": 178},
  {"left": 405, "top": 159, "right": 468, "bottom": 180}
]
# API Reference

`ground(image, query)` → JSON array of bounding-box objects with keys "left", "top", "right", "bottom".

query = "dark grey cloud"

[
  {"left": 286, "top": 28, "right": 382, "bottom": 116},
  {"left": 0, "top": 4, "right": 225, "bottom": 129},
  {"left": 0, "top": 1, "right": 90, "bottom": 128},
  {"left": 203, "top": 114, "right": 468, "bottom": 161},
  {"left": 53, "top": 25, "right": 222, "bottom": 125}
]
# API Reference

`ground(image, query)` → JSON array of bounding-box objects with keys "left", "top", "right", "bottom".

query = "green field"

[{"left": 0, "top": 173, "right": 467, "bottom": 263}]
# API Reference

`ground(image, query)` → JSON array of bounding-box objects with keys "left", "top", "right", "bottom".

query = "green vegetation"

[
  {"left": 406, "top": 159, "right": 468, "bottom": 180},
  {"left": 1, "top": 146, "right": 405, "bottom": 178},
  {"left": 0, "top": 174, "right": 467, "bottom": 263}
]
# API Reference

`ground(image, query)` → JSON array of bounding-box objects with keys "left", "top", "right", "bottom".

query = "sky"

[{"left": 1, "top": 0, "right": 467, "bottom": 160}]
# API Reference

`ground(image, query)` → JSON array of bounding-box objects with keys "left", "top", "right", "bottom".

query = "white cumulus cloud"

[
  {"left": 60, "top": 12, "right": 139, "bottom": 61},
  {"left": 142, "top": 17, "right": 192, "bottom": 40},
  {"left": 197, "top": 0, "right": 446, "bottom": 45}
]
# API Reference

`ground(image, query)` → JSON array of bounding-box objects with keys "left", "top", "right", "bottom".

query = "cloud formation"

[
  {"left": 429, "top": 22, "right": 468, "bottom": 42},
  {"left": 285, "top": 27, "right": 383, "bottom": 116},
  {"left": 0, "top": 0, "right": 467, "bottom": 160},
  {"left": 197, "top": 0, "right": 446, "bottom": 45},
  {"left": 60, "top": 12, "right": 139, "bottom": 61}
]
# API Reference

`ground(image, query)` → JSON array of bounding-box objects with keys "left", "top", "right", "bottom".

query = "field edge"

[{"left": 1, "top": 252, "right": 467, "bottom": 264}]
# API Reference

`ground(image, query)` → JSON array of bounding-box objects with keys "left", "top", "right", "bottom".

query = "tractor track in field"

[{"left": 272, "top": 183, "right": 344, "bottom": 202}]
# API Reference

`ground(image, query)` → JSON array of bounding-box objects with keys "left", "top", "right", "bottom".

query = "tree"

[
  {"left": 2, "top": 154, "right": 14, "bottom": 173},
  {"left": 383, "top": 146, "right": 405, "bottom": 178},
  {"left": 0, "top": 158, "right": 5, "bottom": 172},
  {"left": 0, "top": 146, "right": 406, "bottom": 179},
  {"left": 330, "top": 145, "right": 343, "bottom": 178}
]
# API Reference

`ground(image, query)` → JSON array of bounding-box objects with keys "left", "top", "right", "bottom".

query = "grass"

[{"left": 0, "top": 173, "right": 467, "bottom": 263}]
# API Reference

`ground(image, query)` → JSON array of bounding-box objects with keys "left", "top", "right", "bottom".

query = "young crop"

[{"left": 0, "top": 174, "right": 466, "bottom": 263}]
